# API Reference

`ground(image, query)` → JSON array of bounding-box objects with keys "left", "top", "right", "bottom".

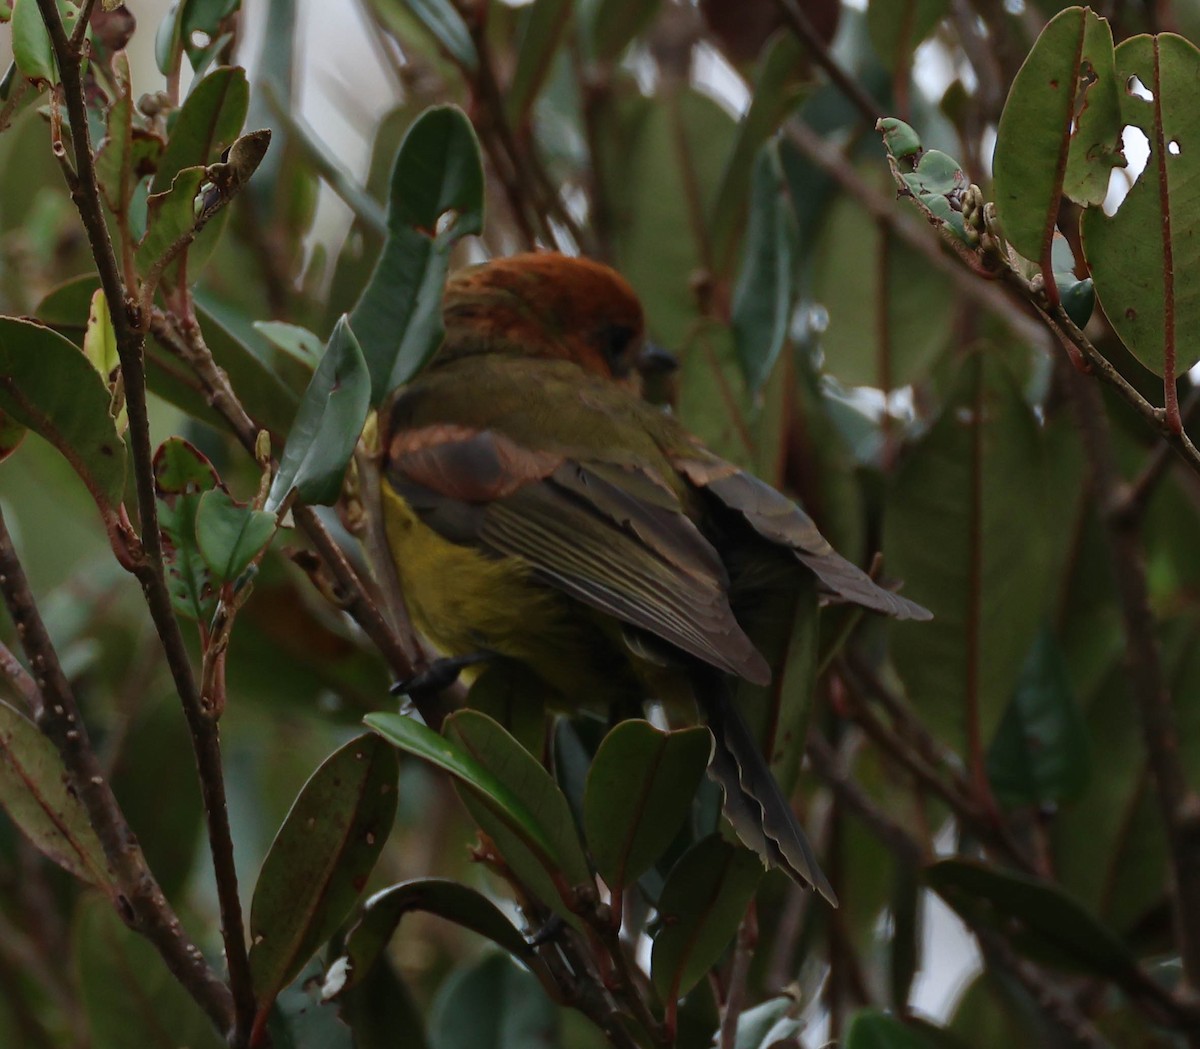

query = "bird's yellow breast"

[{"left": 380, "top": 483, "right": 638, "bottom": 706}]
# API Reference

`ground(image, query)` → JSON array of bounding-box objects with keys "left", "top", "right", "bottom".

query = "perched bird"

[{"left": 380, "top": 252, "right": 929, "bottom": 904}]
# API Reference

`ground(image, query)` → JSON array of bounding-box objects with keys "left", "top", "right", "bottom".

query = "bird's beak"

[{"left": 637, "top": 341, "right": 679, "bottom": 378}]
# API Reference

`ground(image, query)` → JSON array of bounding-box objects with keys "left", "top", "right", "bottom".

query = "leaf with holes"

[
  {"left": 583, "top": 720, "right": 712, "bottom": 893},
  {"left": 248, "top": 733, "right": 398, "bottom": 1021},
  {"left": 993, "top": 6, "right": 1124, "bottom": 277},
  {"left": 0, "top": 702, "right": 113, "bottom": 890},
  {"left": 1081, "top": 33, "right": 1200, "bottom": 428},
  {"left": 349, "top": 105, "right": 484, "bottom": 402}
]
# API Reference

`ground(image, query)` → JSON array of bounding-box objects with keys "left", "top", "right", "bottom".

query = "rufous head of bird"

[{"left": 439, "top": 252, "right": 659, "bottom": 386}]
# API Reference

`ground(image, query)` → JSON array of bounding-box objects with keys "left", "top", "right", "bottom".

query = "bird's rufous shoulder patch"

[{"left": 386, "top": 426, "right": 562, "bottom": 502}]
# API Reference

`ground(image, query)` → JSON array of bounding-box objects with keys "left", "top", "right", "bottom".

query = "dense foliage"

[{"left": 3, "top": 1, "right": 1200, "bottom": 1047}]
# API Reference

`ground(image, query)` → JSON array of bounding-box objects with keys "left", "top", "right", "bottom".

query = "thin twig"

[
  {"left": 774, "top": 0, "right": 883, "bottom": 125},
  {"left": 0, "top": 509, "right": 234, "bottom": 1033},
  {"left": 30, "top": 2, "right": 254, "bottom": 1039}
]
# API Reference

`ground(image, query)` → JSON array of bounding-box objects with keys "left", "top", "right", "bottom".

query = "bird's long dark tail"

[{"left": 692, "top": 669, "right": 837, "bottom": 906}]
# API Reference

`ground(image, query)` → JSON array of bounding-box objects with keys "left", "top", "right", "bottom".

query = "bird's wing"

[
  {"left": 674, "top": 455, "right": 932, "bottom": 622},
  {"left": 386, "top": 427, "right": 771, "bottom": 684}
]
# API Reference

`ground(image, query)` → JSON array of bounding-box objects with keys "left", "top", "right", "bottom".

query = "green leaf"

[
  {"left": 194, "top": 488, "right": 276, "bottom": 583},
  {"left": 248, "top": 733, "right": 399, "bottom": 1012},
  {"left": 266, "top": 959, "right": 355, "bottom": 1049},
  {"left": 266, "top": 316, "right": 369, "bottom": 512},
  {"left": 845, "top": 1009, "right": 935, "bottom": 1049},
  {"left": 650, "top": 836, "right": 763, "bottom": 1000},
  {"left": 349, "top": 105, "right": 484, "bottom": 402},
  {"left": 867, "top": 0, "right": 949, "bottom": 72},
  {"left": 992, "top": 6, "right": 1123, "bottom": 265},
  {"left": 884, "top": 352, "right": 1054, "bottom": 755},
  {"left": 254, "top": 320, "right": 324, "bottom": 369},
  {"left": 94, "top": 53, "right": 137, "bottom": 216},
  {"left": 330, "top": 879, "right": 532, "bottom": 997},
  {"left": 393, "top": 0, "right": 477, "bottom": 70},
  {"left": 153, "top": 436, "right": 221, "bottom": 622},
  {"left": 731, "top": 141, "right": 798, "bottom": 393},
  {"left": 428, "top": 953, "right": 557, "bottom": 1049},
  {"left": 82, "top": 290, "right": 119, "bottom": 382},
  {"left": 710, "top": 32, "right": 809, "bottom": 271},
  {"left": 926, "top": 859, "right": 1141, "bottom": 981},
  {"left": 877, "top": 117, "right": 923, "bottom": 160},
  {"left": 366, "top": 710, "right": 591, "bottom": 920},
  {"left": 152, "top": 65, "right": 250, "bottom": 194},
  {"left": 0, "top": 701, "right": 113, "bottom": 889},
  {"left": 1081, "top": 33, "right": 1200, "bottom": 384},
  {"left": 578, "top": 0, "right": 661, "bottom": 63},
  {"left": 135, "top": 165, "right": 206, "bottom": 277},
  {"left": 0, "top": 407, "right": 24, "bottom": 463},
  {"left": 812, "top": 165, "right": 954, "bottom": 390},
  {"left": 986, "top": 628, "right": 1091, "bottom": 808},
  {"left": 11, "top": 0, "right": 56, "bottom": 87},
  {"left": 583, "top": 720, "right": 712, "bottom": 892},
  {"left": 444, "top": 709, "right": 593, "bottom": 894},
  {"left": 0, "top": 317, "right": 127, "bottom": 511},
  {"left": 155, "top": 1, "right": 185, "bottom": 75},
  {"left": 505, "top": 0, "right": 572, "bottom": 126},
  {"left": 75, "top": 894, "right": 225, "bottom": 1049}
]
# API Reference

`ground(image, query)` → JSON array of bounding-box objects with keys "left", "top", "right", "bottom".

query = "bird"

[{"left": 378, "top": 251, "right": 930, "bottom": 905}]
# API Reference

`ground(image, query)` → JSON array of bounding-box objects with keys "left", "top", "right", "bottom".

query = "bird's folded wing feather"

[
  {"left": 386, "top": 427, "right": 771, "bottom": 684},
  {"left": 674, "top": 456, "right": 932, "bottom": 622}
]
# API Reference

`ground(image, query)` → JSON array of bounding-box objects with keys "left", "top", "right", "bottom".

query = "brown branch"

[
  {"left": 1062, "top": 366, "right": 1200, "bottom": 997},
  {"left": 0, "top": 509, "right": 234, "bottom": 1033},
  {"left": 31, "top": 2, "right": 254, "bottom": 1039}
]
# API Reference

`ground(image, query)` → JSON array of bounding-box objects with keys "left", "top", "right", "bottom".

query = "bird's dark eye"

[{"left": 595, "top": 323, "right": 637, "bottom": 375}]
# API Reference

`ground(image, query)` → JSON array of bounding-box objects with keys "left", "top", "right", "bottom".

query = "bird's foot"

[{"left": 390, "top": 652, "right": 492, "bottom": 701}]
